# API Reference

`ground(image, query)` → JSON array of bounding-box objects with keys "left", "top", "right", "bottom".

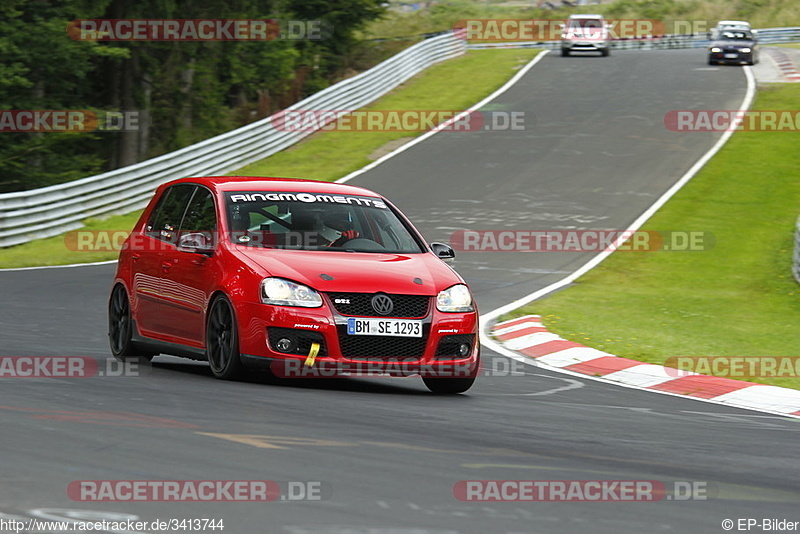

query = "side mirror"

[
  {"left": 177, "top": 232, "right": 215, "bottom": 256},
  {"left": 430, "top": 242, "right": 455, "bottom": 262}
]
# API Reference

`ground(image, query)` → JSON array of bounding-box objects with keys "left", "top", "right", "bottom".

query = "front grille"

[
  {"left": 336, "top": 325, "right": 429, "bottom": 360},
  {"left": 327, "top": 293, "right": 430, "bottom": 318},
  {"left": 267, "top": 327, "right": 328, "bottom": 357},
  {"left": 435, "top": 334, "right": 475, "bottom": 360}
]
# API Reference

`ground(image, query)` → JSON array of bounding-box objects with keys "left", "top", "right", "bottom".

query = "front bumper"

[
  {"left": 562, "top": 40, "right": 610, "bottom": 52},
  {"left": 234, "top": 296, "right": 479, "bottom": 378},
  {"left": 709, "top": 50, "right": 753, "bottom": 64}
]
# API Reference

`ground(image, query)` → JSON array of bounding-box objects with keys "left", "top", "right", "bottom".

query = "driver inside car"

[
  {"left": 290, "top": 206, "right": 360, "bottom": 248},
  {"left": 322, "top": 209, "right": 361, "bottom": 247}
]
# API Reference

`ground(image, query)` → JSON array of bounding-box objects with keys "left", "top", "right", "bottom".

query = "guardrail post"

[{"left": 794, "top": 216, "right": 800, "bottom": 285}]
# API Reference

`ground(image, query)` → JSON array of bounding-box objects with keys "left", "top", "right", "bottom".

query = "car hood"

[{"left": 237, "top": 247, "right": 462, "bottom": 295}]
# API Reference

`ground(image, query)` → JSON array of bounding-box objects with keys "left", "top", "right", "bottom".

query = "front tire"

[
  {"left": 206, "top": 295, "right": 244, "bottom": 380},
  {"left": 423, "top": 375, "right": 476, "bottom": 394},
  {"left": 561, "top": 48, "right": 569, "bottom": 57},
  {"left": 108, "top": 284, "right": 153, "bottom": 362},
  {"left": 423, "top": 351, "right": 479, "bottom": 394}
]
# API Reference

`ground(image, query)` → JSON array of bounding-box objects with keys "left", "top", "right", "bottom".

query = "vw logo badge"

[{"left": 371, "top": 294, "right": 394, "bottom": 316}]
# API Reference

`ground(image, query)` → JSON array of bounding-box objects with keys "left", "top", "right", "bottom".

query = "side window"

[
  {"left": 179, "top": 187, "right": 217, "bottom": 245},
  {"left": 146, "top": 185, "right": 195, "bottom": 243}
]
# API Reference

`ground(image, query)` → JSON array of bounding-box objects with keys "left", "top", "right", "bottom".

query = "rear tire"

[
  {"left": 601, "top": 48, "right": 610, "bottom": 57},
  {"left": 108, "top": 284, "right": 153, "bottom": 362},
  {"left": 561, "top": 48, "right": 569, "bottom": 57},
  {"left": 206, "top": 295, "right": 244, "bottom": 380}
]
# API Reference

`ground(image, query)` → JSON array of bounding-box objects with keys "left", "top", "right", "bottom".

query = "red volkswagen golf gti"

[{"left": 109, "top": 177, "right": 480, "bottom": 393}]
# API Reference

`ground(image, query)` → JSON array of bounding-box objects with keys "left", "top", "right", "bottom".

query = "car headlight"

[
  {"left": 740, "top": 47, "right": 751, "bottom": 53},
  {"left": 261, "top": 278, "right": 322, "bottom": 308},
  {"left": 710, "top": 47, "right": 722, "bottom": 53},
  {"left": 436, "top": 284, "right": 474, "bottom": 313}
]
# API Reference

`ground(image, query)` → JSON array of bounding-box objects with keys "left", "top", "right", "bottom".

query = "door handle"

[
  {"left": 161, "top": 261, "right": 173, "bottom": 271},
  {"left": 131, "top": 253, "right": 141, "bottom": 261}
]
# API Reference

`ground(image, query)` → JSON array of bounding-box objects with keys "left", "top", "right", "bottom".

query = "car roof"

[
  {"left": 718, "top": 20, "right": 750, "bottom": 26},
  {"left": 162, "top": 176, "right": 383, "bottom": 198}
]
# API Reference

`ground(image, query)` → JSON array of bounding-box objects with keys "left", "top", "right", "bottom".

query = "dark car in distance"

[{"left": 708, "top": 29, "right": 759, "bottom": 66}]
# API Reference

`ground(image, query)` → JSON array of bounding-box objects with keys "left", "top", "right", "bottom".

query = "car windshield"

[
  {"left": 224, "top": 191, "right": 425, "bottom": 253},
  {"left": 568, "top": 19, "right": 604, "bottom": 29},
  {"left": 720, "top": 30, "right": 753, "bottom": 41}
]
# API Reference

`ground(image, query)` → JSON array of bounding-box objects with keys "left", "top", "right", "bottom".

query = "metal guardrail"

[
  {"left": 467, "top": 26, "right": 800, "bottom": 51},
  {"left": 794, "top": 216, "right": 800, "bottom": 284},
  {"left": 2, "top": 27, "right": 798, "bottom": 248},
  {"left": 0, "top": 32, "right": 465, "bottom": 247}
]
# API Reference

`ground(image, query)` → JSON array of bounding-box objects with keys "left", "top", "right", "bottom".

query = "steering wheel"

[{"left": 334, "top": 237, "right": 385, "bottom": 251}]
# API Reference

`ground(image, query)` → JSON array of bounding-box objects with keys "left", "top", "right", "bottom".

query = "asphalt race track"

[{"left": 1, "top": 49, "right": 799, "bottom": 534}]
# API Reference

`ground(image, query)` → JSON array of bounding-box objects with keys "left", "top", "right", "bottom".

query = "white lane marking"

[
  {"left": 480, "top": 65, "right": 756, "bottom": 323},
  {"left": 337, "top": 50, "right": 550, "bottom": 185},
  {"left": 483, "top": 373, "right": 584, "bottom": 397},
  {"left": 0, "top": 259, "right": 117, "bottom": 272},
  {"left": 477, "top": 67, "right": 800, "bottom": 419}
]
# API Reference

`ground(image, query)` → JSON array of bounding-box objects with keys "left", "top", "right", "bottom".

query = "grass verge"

[
  {"left": 0, "top": 48, "right": 539, "bottom": 269},
  {"left": 502, "top": 83, "right": 800, "bottom": 390}
]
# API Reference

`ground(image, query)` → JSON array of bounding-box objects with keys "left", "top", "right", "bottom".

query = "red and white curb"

[
  {"left": 765, "top": 48, "right": 800, "bottom": 82},
  {"left": 492, "top": 315, "right": 800, "bottom": 418}
]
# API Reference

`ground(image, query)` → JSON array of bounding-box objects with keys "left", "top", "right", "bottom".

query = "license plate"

[
  {"left": 724, "top": 53, "right": 738, "bottom": 58},
  {"left": 347, "top": 318, "right": 422, "bottom": 337}
]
